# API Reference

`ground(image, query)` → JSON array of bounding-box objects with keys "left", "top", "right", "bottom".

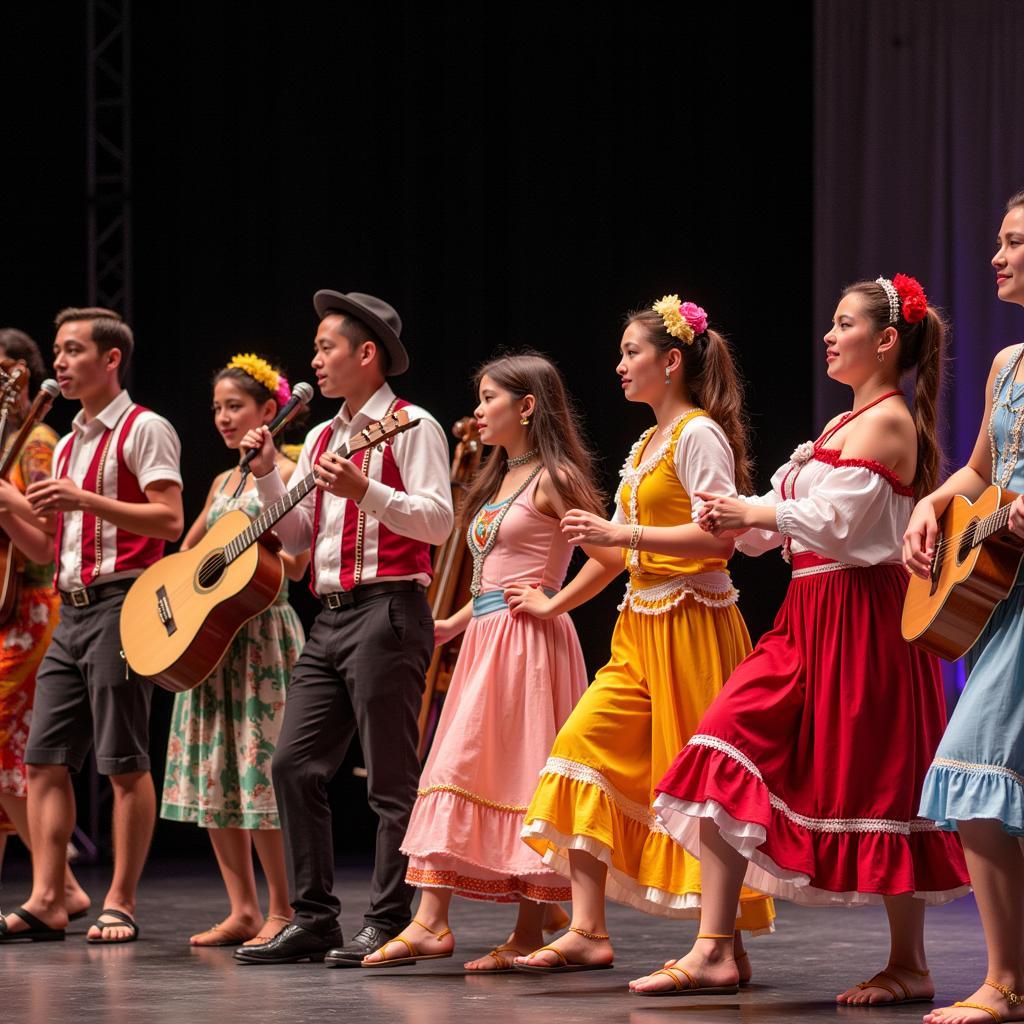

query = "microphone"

[{"left": 239, "top": 381, "right": 314, "bottom": 471}]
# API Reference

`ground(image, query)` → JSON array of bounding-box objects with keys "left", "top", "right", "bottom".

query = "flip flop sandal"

[
  {"left": 87, "top": 908, "right": 139, "bottom": 945},
  {"left": 241, "top": 915, "right": 293, "bottom": 947},
  {"left": 464, "top": 944, "right": 526, "bottom": 974},
  {"left": 512, "top": 945, "right": 614, "bottom": 974},
  {"left": 851, "top": 966, "right": 933, "bottom": 1005},
  {"left": 630, "top": 965, "right": 739, "bottom": 997},
  {"left": 190, "top": 923, "right": 252, "bottom": 947},
  {"left": 0, "top": 907, "right": 66, "bottom": 943},
  {"left": 360, "top": 919, "right": 453, "bottom": 968}
]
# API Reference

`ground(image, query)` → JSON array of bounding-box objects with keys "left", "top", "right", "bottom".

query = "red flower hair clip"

[{"left": 892, "top": 273, "right": 928, "bottom": 324}]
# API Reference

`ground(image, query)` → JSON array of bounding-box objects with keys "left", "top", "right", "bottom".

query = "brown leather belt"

[{"left": 59, "top": 579, "right": 134, "bottom": 608}]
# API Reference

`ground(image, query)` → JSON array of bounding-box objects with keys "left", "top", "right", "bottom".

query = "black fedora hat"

[{"left": 312, "top": 290, "right": 409, "bottom": 376}]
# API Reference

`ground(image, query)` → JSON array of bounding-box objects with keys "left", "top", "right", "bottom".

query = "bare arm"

[
  {"left": 0, "top": 480, "right": 54, "bottom": 565},
  {"left": 506, "top": 554, "right": 624, "bottom": 619},
  {"left": 435, "top": 599, "right": 474, "bottom": 644}
]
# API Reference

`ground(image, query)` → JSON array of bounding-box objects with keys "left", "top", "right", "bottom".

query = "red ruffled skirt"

[{"left": 653, "top": 554, "right": 969, "bottom": 906}]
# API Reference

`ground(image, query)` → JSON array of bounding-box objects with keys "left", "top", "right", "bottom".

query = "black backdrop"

[{"left": 2, "top": 3, "right": 813, "bottom": 858}]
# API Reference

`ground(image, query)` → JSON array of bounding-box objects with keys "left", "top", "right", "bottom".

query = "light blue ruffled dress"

[{"left": 919, "top": 345, "right": 1024, "bottom": 835}]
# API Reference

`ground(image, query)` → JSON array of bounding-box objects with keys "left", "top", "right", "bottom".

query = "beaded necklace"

[
  {"left": 988, "top": 344, "right": 1024, "bottom": 487},
  {"left": 466, "top": 463, "right": 543, "bottom": 596}
]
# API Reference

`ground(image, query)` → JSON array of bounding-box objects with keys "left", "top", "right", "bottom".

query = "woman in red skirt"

[{"left": 630, "top": 276, "right": 970, "bottom": 1004}]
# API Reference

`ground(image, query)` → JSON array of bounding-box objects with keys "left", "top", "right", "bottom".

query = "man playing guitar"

[{"left": 234, "top": 291, "right": 453, "bottom": 966}]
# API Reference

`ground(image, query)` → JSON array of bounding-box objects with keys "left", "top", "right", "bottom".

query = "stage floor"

[{"left": 0, "top": 860, "right": 985, "bottom": 1023}]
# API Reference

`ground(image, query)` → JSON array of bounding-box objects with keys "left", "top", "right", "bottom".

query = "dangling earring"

[
  {"left": 664, "top": 367, "right": 672, "bottom": 385},
  {"left": 520, "top": 416, "right": 530, "bottom": 426},
  {"left": 877, "top": 351, "right": 885, "bottom": 363}
]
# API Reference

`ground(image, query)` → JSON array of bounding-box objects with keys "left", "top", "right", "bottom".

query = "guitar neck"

[
  {"left": 223, "top": 440, "right": 352, "bottom": 563},
  {"left": 976, "top": 500, "right": 1013, "bottom": 544}
]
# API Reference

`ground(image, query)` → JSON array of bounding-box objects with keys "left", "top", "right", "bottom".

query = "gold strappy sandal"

[
  {"left": 512, "top": 926, "right": 614, "bottom": 974},
  {"left": 951, "top": 978, "right": 1024, "bottom": 1022},
  {"left": 631, "top": 933, "right": 740, "bottom": 998},
  {"left": 360, "top": 918, "right": 454, "bottom": 968}
]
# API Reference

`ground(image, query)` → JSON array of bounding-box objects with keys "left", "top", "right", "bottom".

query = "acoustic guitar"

[
  {"left": 902, "top": 484, "right": 1024, "bottom": 660},
  {"left": 120, "top": 409, "right": 420, "bottom": 692}
]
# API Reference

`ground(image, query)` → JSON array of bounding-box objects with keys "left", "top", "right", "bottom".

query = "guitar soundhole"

[
  {"left": 196, "top": 551, "right": 227, "bottom": 590},
  {"left": 956, "top": 520, "right": 978, "bottom": 565}
]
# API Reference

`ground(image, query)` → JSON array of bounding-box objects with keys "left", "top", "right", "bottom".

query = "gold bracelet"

[{"left": 569, "top": 926, "right": 610, "bottom": 942}]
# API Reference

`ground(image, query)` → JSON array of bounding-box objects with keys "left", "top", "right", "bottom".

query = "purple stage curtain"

[{"left": 814, "top": 0, "right": 1024, "bottom": 701}]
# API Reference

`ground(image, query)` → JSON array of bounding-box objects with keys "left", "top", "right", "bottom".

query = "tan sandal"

[
  {"left": 465, "top": 944, "right": 522, "bottom": 974},
  {"left": 190, "top": 921, "right": 252, "bottom": 947},
  {"left": 631, "top": 964, "right": 739, "bottom": 998},
  {"left": 241, "top": 914, "right": 292, "bottom": 947},
  {"left": 360, "top": 918, "right": 453, "bottom": 968},
  {"left": 949, "top": 978, "right": 1024, "bottom": 1023},
  {"left": 513, "top": 927, "right": 614, "bottom": 974},
  {"left": 852, "top": 963, "right": 932, "bottom": 1005}
]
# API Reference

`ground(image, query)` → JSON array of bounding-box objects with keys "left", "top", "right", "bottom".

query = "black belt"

[
  {"left": 59, "top": 579, "right": 134, "bottom": 608},
  {"left": 320, "top": 580, "right": 425, "bottom": 611}
]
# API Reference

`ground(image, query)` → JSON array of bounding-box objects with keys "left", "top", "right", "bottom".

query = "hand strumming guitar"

[{"left": 311, "top": 449, "right": 369, "bottom": 502}]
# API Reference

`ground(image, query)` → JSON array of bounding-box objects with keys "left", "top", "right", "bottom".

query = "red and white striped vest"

[
  {"left": 54, "top": 404, "right": 166, "bottom": 588},
  {"left": 308, "top": 397, "right": 433, "bottom": 595}
]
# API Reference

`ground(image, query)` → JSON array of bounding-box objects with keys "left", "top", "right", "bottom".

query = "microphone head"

[
  {"left": 40, "top": 379, "right": 60, "bottom": 398},
  {"left": 291, "top": 382, "right": 314, "bottom": 405}
]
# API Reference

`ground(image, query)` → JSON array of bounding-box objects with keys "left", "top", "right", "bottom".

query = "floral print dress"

[
  {"left": 0, "top": 424, "right": 61, "bottom": 832},
  {"left": 160, "top": 486, "right": 304, "bottom": 829}
]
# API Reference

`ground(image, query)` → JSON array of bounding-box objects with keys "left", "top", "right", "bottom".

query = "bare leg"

[
  {"left": 513, "top": 849, "right": 613, "bottom": 968},
  {"left": 189, "top": 828, "right": 261, "bottom": 945},
  {"left": 243, "top": 829, "right": 293, "bottom": 944},
  {"left": 836, "top": 894, "right": 933, "bottom": 1004},
  {"left": 362, "top": 888, "right": 455, "bottom": 963},
  {"left": 629, "top": 817, "right": 745, "bottom": 993},
  {"left": 924, "top": 819, "right": 1024, "bottom": 1024},
  {"left": 0, "top": 793, "right": 90, "bottom": 916},
  {"left": 464, "top": 897, "right": 547, "bottom": 971},
  {"left": 543, "top": 902, "right": 569, "bottom": 933},
  {"left": 0, "top": 830, "right": 7, "bottom": 878},
  {"left": 1, "top": 765, "right": 74, "bottom": 932},
  {"left": 86, "top": 770, "right": 155, "bottom": 943}
]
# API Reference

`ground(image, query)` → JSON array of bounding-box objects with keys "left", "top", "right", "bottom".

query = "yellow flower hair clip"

[
  {"left": 652, "top": 294, "right": 710, "bottom": 345},
  {"left": 226, "top": 352, "right": 280, "bottom": 394}
]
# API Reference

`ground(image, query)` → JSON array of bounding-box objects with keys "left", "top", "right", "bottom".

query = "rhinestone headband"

[{"left": 875, "top": 277, "right": 900, "bottom": 325}]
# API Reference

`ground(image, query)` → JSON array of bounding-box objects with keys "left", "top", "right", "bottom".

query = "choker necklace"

[{"left": 507, "top": 448, "right": 539, "bottom": 468}]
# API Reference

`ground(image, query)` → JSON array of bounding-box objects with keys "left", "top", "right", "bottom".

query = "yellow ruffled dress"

[{"left": 522, "top": 410, "right": 775, "bottom": 932}]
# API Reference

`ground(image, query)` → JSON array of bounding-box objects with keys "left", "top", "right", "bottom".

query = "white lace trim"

[
  {"left": 687, "top": 734, "right": 939, "bottom": 835},
  {"left": 539, "top": 757, "right": 668, "bottom": 834},
  {"left": 932, "top": 757, "right": 1024, "bottom": 789},
  {"left": 617, "top": 571, "right": 739, "bottom": 614},
  {"left": 790, "top": 559, "right": 902, "bottom": 579}
]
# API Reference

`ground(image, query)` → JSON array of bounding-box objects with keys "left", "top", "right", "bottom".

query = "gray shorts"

[{"left": 25, "top": 589, "right": 153, "bottom": 776}]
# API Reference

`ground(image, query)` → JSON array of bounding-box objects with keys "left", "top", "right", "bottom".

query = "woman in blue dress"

[{"left": 907, "top": 191, "right": 1024, "bottom": 1024}]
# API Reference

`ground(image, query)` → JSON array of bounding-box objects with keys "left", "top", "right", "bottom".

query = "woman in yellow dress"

[{"left": 505, "top": 296, "right": 774, "bottom": 977}]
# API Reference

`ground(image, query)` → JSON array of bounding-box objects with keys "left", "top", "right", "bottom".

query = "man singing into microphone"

[{"left": 234, "top": 291, "right": 453, "bottom": 966}]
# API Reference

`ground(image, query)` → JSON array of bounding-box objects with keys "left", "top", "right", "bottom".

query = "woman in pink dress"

[
  {"left": 630, "top": 275, "right": 970, "bottom": 1003},
  {"left": 361, "top": 352, "right": 606, "bottom": 971}
]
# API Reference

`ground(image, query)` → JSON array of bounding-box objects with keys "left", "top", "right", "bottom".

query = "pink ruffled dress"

[{"left": 402, "top": 477, "right": 587, "bottom": 902}]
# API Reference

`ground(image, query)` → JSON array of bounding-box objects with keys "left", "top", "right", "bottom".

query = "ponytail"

[
  {"left": 905, "top": 306, "right": 945, "bottom": 500},
  {"left": 688, "top": 330, "right": 754, "bottom": 495}
]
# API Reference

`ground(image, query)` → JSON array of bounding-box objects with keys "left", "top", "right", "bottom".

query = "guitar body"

[
  {"left": 902, "top": 486, "right": 1024, "bottom": 660},
  {"left": 120, "top": 508, "right": 284, "bottom": 692},
  {"left": 0, "top": 533, "right": 20, "bottom": 626}
]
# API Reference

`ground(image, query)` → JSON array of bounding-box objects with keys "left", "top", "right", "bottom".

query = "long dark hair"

[
  {"left": 624, "top": 308, "right": 753, "bottom": 495},
  {"left": 842, "top": 279, "right": 945, "bottom": 500},
  {"left": 462, "top": 351, "right": 605, "bottom": 525}
]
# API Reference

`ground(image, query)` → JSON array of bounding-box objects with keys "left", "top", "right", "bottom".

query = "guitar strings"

[{"left": 931, "top": 503, "right": 1012, "bottom": 560}]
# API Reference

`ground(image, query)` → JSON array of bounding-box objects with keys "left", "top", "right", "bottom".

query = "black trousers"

[{"left": 271, "top": 588, "right": 433, "bottom": 936}]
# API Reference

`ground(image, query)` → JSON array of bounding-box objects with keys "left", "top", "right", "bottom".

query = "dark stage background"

[{"left": 1, "top": 4, "right": 813, "bottom": 859}]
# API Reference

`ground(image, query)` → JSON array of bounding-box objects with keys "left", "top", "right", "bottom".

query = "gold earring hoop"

[{"left": 520, "top": 416, "right": 530, "bottom": 426}]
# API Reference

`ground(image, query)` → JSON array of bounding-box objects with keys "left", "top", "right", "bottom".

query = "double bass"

[{"left": 417, "top": 417, "right": 483, "bottom": 759}]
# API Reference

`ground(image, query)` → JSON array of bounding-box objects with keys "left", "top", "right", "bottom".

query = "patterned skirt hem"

[
  {"left": 405, "top": 866, "right": 570, "bottom": 904},
  {"left": 520, "top": 818, "right": 774, "bottom": 933},
  {"left": 160, "top": 803, "right": 280, "bottom": 830}
]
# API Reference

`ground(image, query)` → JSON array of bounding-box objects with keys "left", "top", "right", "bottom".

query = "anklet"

[
  {"left": 569, "top": 926, "right": 610, "bottom": 942},
  {"left": 985, "top": 978, "right": 1024, "bottom": 1006},
  {"left": 697, "top": 933, "right": 734, "bottom": 940}
]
